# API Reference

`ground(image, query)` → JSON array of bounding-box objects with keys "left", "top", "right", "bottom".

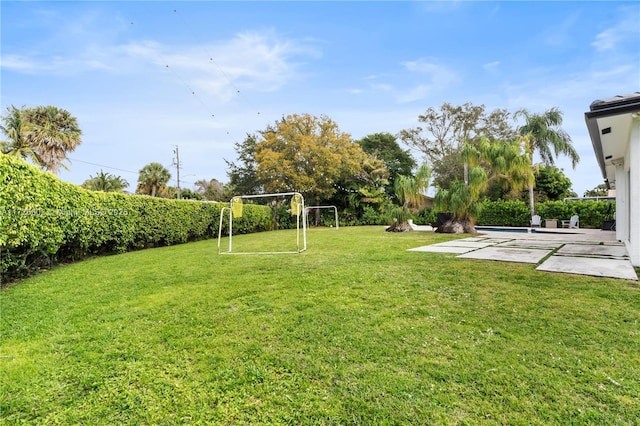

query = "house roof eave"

[{"left": 585, "top": 92, "right": 640, "bottom": 187}]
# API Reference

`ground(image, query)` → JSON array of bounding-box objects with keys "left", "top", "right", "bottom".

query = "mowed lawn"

[{"left": 1, "top": 226, "right": 639, "bottom": 424}]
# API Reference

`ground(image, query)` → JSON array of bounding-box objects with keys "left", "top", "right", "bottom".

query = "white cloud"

[
  {"left": 483, "top": 61, "right": 500, "bottom": 74},
  {"left": 396, "top": 59, "right": 457, "bottom": 103},
  {"left": 3, "top": 30, "right": 319, "bottom": 102},
  {"left": 396, "top": 85, "right": 431, "bottom": 104},
  {"left": 120, "top": 31, "right": 319, "bottom": 99},
  {"left": 0, "top": 55, "right": 39, "bottom": 72},
  {"left": 371, "top": 83, "right": 393, "bottom": 92},
  {"left": 593, "top": 29, "right": 618, "bottom": 51},
  {"left": 402, "top": 59, "right": 456, "bottom": 84},
  {"left": 591, "top": 6, "right": 640, "bottom": 51},
  {"left": 355, "top": 59, "right": 457, "bottom": 104}
]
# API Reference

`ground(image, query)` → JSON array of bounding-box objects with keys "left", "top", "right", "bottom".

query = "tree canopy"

[
  {"left": 398, "top": 102, "right": 516, "bottom": 188},
  {"left": 584, "top": 183, "right": 608, "bottom": 197},
  {"left": 225, "top": 133, "right": 262, "bottom": 196},
  {"left": 332, "top": 154, "right": 390, "bottom": 220},
  {"left": 0, "top": 106, "right": 37, "bottom": 164},
  {"left": 357, "top": 132, "right": 416, "bottom": 198},
  {"left": 386, "top": 164, "right": 431, "bottom": 232},
  {"left": 515, "top": 107, "right": 578, "bottom": 215},
  {"left": 136, "top": 162, "right": 171, "bottom": 197},
  {"left": 254, "top": 113, "right": 367, "bottom": 204},
  {"left": 532, "top": 165, "right": 574, "bottom": 201},
  {"left": 194, "top": 178, "right": 225, "bottom": 201},
  {"left": 1, "top": 105, "right": 82, "bottom": 174},
  {"left": 435, "top": 137, "right": 533, "bottom": 233},
  {"left": 81, "top": 170, "right": 129, "bottom": 192}
]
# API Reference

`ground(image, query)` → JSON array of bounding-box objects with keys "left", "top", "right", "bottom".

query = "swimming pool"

[{"left": 475, "top": 226, "right": 578, "bottom": 234}]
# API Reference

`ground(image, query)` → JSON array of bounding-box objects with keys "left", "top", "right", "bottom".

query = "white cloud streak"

[
  {"left": 2, "top": 31, "right": 319, "bottom": 102},
  {"left": 591, "top": 6, "right": 640, "bottom": 51}
]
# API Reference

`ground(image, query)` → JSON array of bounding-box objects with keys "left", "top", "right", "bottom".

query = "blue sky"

[{"left": 2, "top": 1, "right": 639, "bottom": 196}]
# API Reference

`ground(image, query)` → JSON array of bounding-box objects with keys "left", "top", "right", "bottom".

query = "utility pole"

[{"left": 173, "top": 145, "right": 181, "bottom": 199}]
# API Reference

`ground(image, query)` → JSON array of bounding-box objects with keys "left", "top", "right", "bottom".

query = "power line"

[
  {"left": 164, "top": 64, "right": 217, "bottom": 119},
  {"left": 68, "top": 157, "right": 139, "bottom": 176},
  {"left": 116, "top": 11, "right": 264, "bottom": 184},
  {"left": 171, "top": 7, "right": 262, "bottom": 117},
  {"left": 173, "top": 9, "right": 241, "bottom": 95},
  {"left": 68, "top": 157, "right": 198, "bottom": 187},
  {"left": 170, "top": 4, "right": 267, "bottom": 119},
  {"left": 128, "top": 15, "right": 248, "bottom": 148}
]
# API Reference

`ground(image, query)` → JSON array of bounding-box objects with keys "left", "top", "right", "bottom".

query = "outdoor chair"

[
  {"left": 530, "top": 215, "right": 542, "bottom": 227},
  {"left": 562, "top": 215, "right": 579, "bottom": 229}
]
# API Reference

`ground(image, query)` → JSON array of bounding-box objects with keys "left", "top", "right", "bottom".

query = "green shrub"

[
  {"left": 359, "top": 205, "right": 385, "bottom": 225},
  {"left": 477, "top": 199, "right": 531, "bottom": 226},
  {"left": 562, "top": 200, "right": 615, "bottom": 229},
  {"left": 536, "top": 200, "right": 570, "bottom": 224},
  {"left": 0, "top": 154, "right": 271, "bottom": 282},
  {"left": 473, "top": 199, "right": 616, "bottom": 229},
  {"left": 413, "top": 207, "right": 437, "bottom": 226}
]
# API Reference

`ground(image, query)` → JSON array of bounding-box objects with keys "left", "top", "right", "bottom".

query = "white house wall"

[
  {"left": 627, "top": 118, "right": 640, "bottom": 266},
  {"left": 615, "top": 163, "right": 628, "bottom": 242}
]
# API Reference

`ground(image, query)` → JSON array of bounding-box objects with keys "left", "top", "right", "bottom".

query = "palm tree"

[
  {"left": 22, "top": 106, "right": 82, "bottom": 174},
  {"left": 386, "top": 164, "right": 431, "bottom": 232},
  {"left": 436, "top": 137, "right": 534, "bottom": 234},
  {"left": 434, "top": 180, "right": 479, "bottom": 234},
  {"left": 0, "top": 105, "right": 41, "bottom": 165},
  {"left": 81, "top": 170, "right": 129, "bottom": 192},
  {"left": 137, "top": 162, "right": 171, "bottom": 197},
  {"left": 515, "top": 107, "right": 579, "bottom": 216},
  {"left": 463, "top": 136, "right": 534, "bottom": 199}
]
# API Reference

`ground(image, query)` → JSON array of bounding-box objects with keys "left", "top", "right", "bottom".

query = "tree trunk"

[
  {"left": 528, "top": 183, "right": 535, "bottom": 216},
  {"left": 385, "top": 221, "right": 412, "bottom": 232},
  {"left": 435, "top": 218, "right": 477, "bottom": 234},
  {"left": 464, "top": 162, "right": 469, "bottom": 187}
]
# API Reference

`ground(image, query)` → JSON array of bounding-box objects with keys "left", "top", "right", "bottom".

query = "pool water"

[{"left": 475, "top": 226, "right": 578, "bottom": 234}]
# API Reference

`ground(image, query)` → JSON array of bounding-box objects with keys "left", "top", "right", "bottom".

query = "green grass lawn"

[{"left": 1, "top": 226, "right": 639, "bottom": 424}]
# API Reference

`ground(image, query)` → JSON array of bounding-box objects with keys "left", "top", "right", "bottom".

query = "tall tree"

[
  {"left": 399, "top": 103, "right": 516, "bottom": 187},
  {"left": 254, "top": 113, "right": 364, "bottom": 206},
  {"left": 462, "top": 136, "right": 534, "bottom": 200},
  {"left": 386, "top": 164, "right": 432, "bottom": 232},
  {"left": 0, "top": 105, "right": 40, "bottom": 165},
  {"left": 333, "top": 154, "right": 390, "bottom": 221},
  {"left": 515, "top": 107, "right": 579, "bottom": 215},
  {"left": 532, "top": 165, "right": 574, "bottom": 201},
  {"left": 225, "top": 133, "right": 262, "bottom": 196},
  {"left": 357, "top": 132, "right": 416, "bottom": 199},
  {"left": 435, "top": 137, "right": 533, "bottom": 234},
  {"left": 81, "top": 170, "right": 129, "bottom": 192},
  {"left": 136, "top": 162, "right": 171, "bottom": 197},
  {"left": 194, "top": 178, "right": 225, "bottom": 201},
  {"left": 430, "top": 150, "right": 464, "bottom": 190},
  {"left": 22, "top": 105, "right": 82, "bottom": 174}
]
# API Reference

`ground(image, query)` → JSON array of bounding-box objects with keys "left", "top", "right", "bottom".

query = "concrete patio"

[{"left": 408, "top": 228, "right": 638, "bottom": 280}]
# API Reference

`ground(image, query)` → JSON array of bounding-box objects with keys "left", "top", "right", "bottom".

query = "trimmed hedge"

[
  {"left": 1, "top": 154, "right": 270, "bottom": 282},
  {"left": 476, "top": 199, "right": 615, "bottom": 229},
  {"left": 536, "top": 199, "right": 615, "bottom": 229},
  {"left": 477, "top": 200, "right": 531, "bottom": 227}
]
